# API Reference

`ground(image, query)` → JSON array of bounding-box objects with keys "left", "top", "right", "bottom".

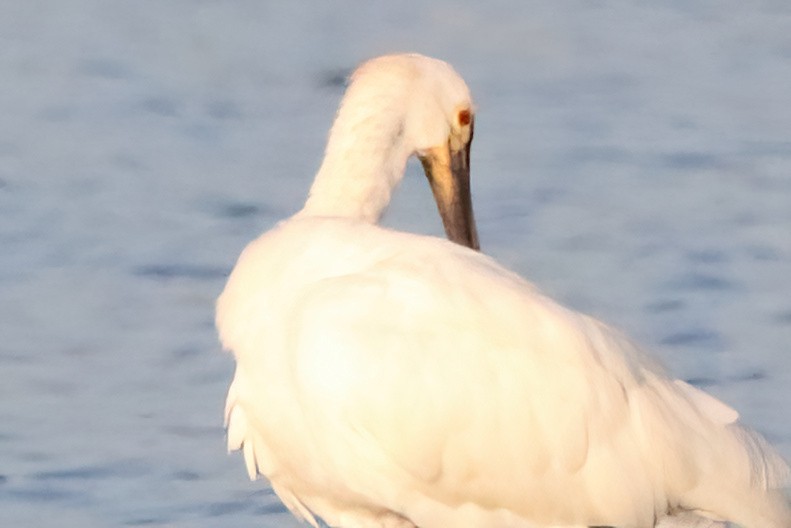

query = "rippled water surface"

[{"left": 2, "top": 2, "right": 790, "bottom": 526}]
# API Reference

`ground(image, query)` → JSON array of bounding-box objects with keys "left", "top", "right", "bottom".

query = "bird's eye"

[{"left": 458, "top": 109, "right": 472, "bottom": 127}]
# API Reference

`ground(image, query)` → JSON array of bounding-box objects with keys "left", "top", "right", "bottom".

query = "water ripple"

[
  {"left": 132, "top": 264, "right": 229, "bottom": 281},
  {"left": 668, "top": 272, "right": 738, "bottom": 292},
  {"left": 660, "top": 328, "right": 719, "bottom": 347}
]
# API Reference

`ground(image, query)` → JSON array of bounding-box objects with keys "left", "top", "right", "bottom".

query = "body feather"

[{"left": 218, "top": 217, "right": 790, "bottom": 528}]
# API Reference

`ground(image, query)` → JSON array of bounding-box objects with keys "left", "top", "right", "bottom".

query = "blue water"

[{"left": 1, "top": 1, "right": 790, "bottom": 526}]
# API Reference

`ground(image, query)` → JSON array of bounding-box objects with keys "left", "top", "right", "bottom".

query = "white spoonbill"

[{"left": 216, "top": 53, "right": 790, "bottom": 528}]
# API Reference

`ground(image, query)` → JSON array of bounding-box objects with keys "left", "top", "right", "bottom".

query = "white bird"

[{"left": 216, "top": 53, "right": 790, "bottom": 528}]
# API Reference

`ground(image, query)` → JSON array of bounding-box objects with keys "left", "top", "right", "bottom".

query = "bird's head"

[{"left": 344, "top": 54, "right": 480, "bottom": 250}]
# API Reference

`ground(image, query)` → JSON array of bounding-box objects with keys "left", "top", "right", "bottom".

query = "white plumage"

[{"left": 216, "top": 53, "right": 790, "bottom": 528}]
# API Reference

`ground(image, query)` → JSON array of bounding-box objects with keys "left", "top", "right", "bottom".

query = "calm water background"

[{"left": 1, "top": 1, "right": 790, "bottom": 526}]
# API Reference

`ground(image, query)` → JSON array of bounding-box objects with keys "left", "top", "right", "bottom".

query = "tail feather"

[
  {"left": 678, "top": 420, "right": 791, "bottom": 528},
  {"left": 730, "top": 424, "right": 790, "bottom": 490},
  {"left": 643, "top": 374, "right": 791, "bottom": 528}
]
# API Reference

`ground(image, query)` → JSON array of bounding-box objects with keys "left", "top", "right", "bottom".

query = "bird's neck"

[{"left": 300, "top": 98, "right": 410, "bottom": 224}]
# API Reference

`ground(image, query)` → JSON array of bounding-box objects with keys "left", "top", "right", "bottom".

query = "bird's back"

[{"left": 218, "top": 216, "right": 790, "bottom": 528}]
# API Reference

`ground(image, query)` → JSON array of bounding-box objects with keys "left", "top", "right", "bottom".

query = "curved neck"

[{"left": 300, "top": 89, "right": 411, "bottom": 223}]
